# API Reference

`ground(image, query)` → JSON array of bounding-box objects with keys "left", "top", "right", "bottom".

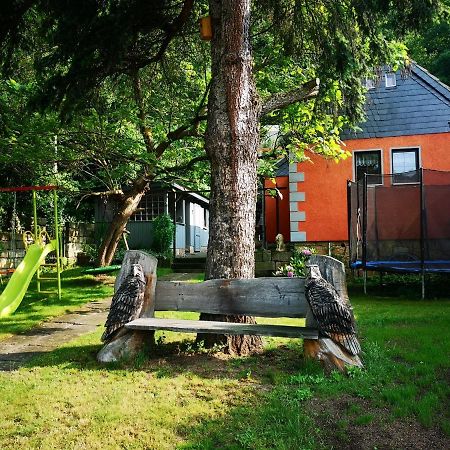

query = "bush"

[
  {"left": 152, "top": 214, "right": 175, "bottom": 253},
  {"left": 274, "top": 247, "right": 314, "bottom": 277}
]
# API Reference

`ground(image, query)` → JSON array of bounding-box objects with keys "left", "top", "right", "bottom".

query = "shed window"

[
  {"left": 131, "top": 193, "right": 166, "bottom": 221},
  {"left": 385, "top": 72, "right": 396, "bottom": 88},
  {"left": 354, "top": 150, "right": 382, "bottom": 185},
  {"left": 175, "top": 199, "right": 184, "bottom": 224},
  {"left": 392, "top": 148, "right": 420, "bottom": 183}
]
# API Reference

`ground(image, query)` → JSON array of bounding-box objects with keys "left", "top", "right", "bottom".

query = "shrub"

[
  {"left": 152, "top": 214, "right": 175, "bottom": 253},
  {"left": 274, "top": 247, "right": 314, "bottom": 277}
]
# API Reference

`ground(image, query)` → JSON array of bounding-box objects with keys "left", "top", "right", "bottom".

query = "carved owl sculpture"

[
  {"left": 305, "top": 265, "right": 361, "bottom": 356},
  {"left": 101, "top": 263, "right": 146, "bottom": 343}
]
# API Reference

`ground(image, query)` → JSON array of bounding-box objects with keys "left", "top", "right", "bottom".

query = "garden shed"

[{"left": 95, "top": 182, "right": 209, "bottom": 256}]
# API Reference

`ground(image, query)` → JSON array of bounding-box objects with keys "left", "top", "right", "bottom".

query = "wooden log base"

[
  {"left": 304, "top": 338, "right": 363, "bottom": 374},
  {"left": 97, "top": 250, "right": 158, "bottom": 364},
  {"left": 97, "top": 331, "right": 150, "bottom": 363}
]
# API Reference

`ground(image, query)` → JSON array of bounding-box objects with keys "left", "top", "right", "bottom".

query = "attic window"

[
  {"left": 385, "top": 72, "right": 396, "bottom": 88},
  {"left": 364, "top": 78, "right": 376, "bottom": 90}
]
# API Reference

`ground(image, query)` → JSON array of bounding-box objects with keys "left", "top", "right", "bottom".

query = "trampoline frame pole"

[
  {"left": 419, "top": 168, "right": 425, "bottom": 300},
  {"left": 362, "top": 174, "right": 368, "bottom": 295}
]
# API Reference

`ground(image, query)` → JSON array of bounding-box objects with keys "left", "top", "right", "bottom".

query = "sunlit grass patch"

[{"left": 0, "top": 273, "right": 449, "bottom": 448}]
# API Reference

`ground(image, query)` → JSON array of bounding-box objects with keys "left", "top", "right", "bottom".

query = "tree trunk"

[
  {"left": 197, "top": 0, "right": 263, "bottom": 355},
  {"left": 97, "top": 177, "right": 150, "bottom": 267}
]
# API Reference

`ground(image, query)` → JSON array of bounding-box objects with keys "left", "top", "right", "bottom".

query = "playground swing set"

[{"left": 0, "top": 185, "right": 62, "bottom": 318}]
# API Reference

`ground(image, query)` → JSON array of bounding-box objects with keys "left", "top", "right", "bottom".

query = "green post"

[
  {"left": 53, "top": 189, "right": 62, "bottom": 300},
  {"left": 32, "top": 190, "right": 41, "bottom": 293},
  {"left": 32, "top": 190, "right": 38, "bottom": 240}
]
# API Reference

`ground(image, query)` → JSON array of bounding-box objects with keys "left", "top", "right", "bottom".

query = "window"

[
  {"left": 385, "top": 72, "right": 396, "bottom": 88},
  {"left": 203, "top": 209, "right": 209, "bottom": 228},
  {"left": 131, "top": 193, "right": 166, "bottom": 221},
  {"left": 363, "top": 78, "right": 376, "bottom": 90},
  {"left": 392, "top": 148, "right": 420, "bottom": 183},
  {"left": 354, "top": 150, "right": 382, "bottom": 184},
  {"left": 175, "top": 199, "right": 184, "bottom": 224}
]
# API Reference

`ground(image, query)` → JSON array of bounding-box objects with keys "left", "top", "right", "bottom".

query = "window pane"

[
  {"left": 385, "top": 73, "right": 396, "bottom": 87},
  {"left": 392, "top": 149, "right": 419, "bottom": 183},
  {"left": 354, "top": 151, "right": 382, "bottom": 184},
  {"left": 393, "top": 151, "right": 416, "bottom": 173}
]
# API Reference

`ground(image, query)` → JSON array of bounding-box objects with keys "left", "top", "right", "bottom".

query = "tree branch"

[
  {"left": 76, "top": 190, "right": 124, "bottom": 209},
  {"left": 131, "top": 71, "right": 155, "bottom": 153},
  {"left": 154, "top": 83, "right": 210, "bottom": 158},
  {"left": 128, "top": 0, "right": 195, "bottom": 71},
  {"left": 157, "top": 155, "right": 209, "bottom": 174},
  {"left": 261, "top": 78, "right": 320, "bottom": 117}
]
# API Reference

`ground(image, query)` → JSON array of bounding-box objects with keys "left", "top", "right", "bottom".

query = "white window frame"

[
  {"left": 385, "top": 72, "right": 397, "bottom": 88},
  {"left": 131, "top": 193, "right": 167, "bottom": 222},
  {"left": 353, "top": 149, "right": 384, "bottom": 185},
  {"left": 390, "top": 146, "right": 421, "bottom": 185}
]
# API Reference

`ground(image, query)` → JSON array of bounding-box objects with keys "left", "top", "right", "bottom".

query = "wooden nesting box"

[{"left": 199, "top": 16, "right": 212, "bottom": 41}]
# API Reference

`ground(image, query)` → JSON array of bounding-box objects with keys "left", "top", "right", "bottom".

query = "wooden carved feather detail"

[
  {"left": 305, "top": 265, "right": 361, "bottom": 356},
  {"left": 101, "top": 264, "right": 146, "bottom": 343}
]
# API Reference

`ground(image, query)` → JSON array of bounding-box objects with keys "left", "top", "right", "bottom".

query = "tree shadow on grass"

[{"left": 23, "top": 336, "right": 312, "bottom": 382}]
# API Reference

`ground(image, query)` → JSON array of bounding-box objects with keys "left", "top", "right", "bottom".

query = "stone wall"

[
  {"left": 0, "top": 223, "right": 96, "bottom": 269},
  {"left": 255, "top": 249, "right": 292, "bottom": 276},
  {"left": 255, "top": 241, "right": 350, "bottom": 276},
  {"left": 64, "top": 223, "right": 96, "bottom": 260},
  {"left": 297, "top": 241, "right": 349, "bottom": 266},
  {"left": 0, "top": 233, "right": 26, "bottom": 269}
]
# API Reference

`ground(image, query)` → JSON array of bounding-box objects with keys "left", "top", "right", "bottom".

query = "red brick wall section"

[{"left": 264, "top": 176, "right": 290, "bottom": 243}]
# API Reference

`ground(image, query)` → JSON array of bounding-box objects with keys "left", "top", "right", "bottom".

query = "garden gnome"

[{"left": 275, "top": 233, "right": 286, "bottom": 251}]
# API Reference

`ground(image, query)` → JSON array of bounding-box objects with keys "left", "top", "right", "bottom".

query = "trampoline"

[{"left": 348, "top": 169, "right": 450, "bottom": 296}]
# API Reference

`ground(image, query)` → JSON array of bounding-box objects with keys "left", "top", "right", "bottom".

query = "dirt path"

[
  {"left": 0, "top": 299, "right": 111, "bottom": 371},
  {"left": 0, "top": 272, "right": 203, "bottom": 371}
]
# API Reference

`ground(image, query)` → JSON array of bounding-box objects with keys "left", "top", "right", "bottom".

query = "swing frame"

[{"left": 0, "top": 185, "right": 62, "bottom": 299}]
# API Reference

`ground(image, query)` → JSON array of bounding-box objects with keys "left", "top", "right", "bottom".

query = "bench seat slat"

[{"left": 125, "top": 318, "right": 319, "bottom": 339}]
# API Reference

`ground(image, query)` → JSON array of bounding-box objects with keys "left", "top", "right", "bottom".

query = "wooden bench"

[
  {"left": 125, "top": 277, "right": 319, "bottom": 339},
  {"left": 98, "top": 251, "right": 351, "bottom": 368}
]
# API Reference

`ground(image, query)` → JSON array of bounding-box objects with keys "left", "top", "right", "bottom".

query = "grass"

[{"left": 0, "top": 273, "right": 449, "bottom": 449}]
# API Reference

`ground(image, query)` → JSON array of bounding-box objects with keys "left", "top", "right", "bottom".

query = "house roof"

[
  {"left": 341, "top": 62, "right": 450, "bottom": 140},
  {"left": 152, "top": 181, "right": 209, "bottom": 206},
  {"left": 274, "top": 157, "right": 289, "bottom": 176}
]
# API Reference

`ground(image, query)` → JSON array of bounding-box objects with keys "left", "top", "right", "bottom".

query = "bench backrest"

[
  {"left": 117, "top": 251, "right": 347, "bottom": 319},
  {"left": 154, "top": 277, "right": 306, "bottom": 317}
]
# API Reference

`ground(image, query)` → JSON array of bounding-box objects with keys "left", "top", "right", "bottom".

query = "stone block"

[
  {"left": 290, "top": 211, "right": 306, "bottom": 222},
  {"left": 261, "top": 250, "right": 272, "bottom": 262},
  {"left": 254, "top": 250, "right": 263, "bottom": 262},
  {"left": 255, "top": 261, "right": 275, "bottom": 272},
  {"left": 272, "top": 251, "right": 292, "bottom": 262},
  {"left": 289, "top": 202, "right": 298, "bottom": 212},
  {"left": 289, "top": 172, "right": 305, "bottom": 182},
  {"left": 290, "top": 191, "right": 305, "bottom": 202},
  {"left": 290, "top": 231, "right": 306, "bottom": 242}
]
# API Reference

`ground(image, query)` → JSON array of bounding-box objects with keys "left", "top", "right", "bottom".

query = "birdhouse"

[{"left": 199, "top": 16, "right": 212, "bottom": 41}]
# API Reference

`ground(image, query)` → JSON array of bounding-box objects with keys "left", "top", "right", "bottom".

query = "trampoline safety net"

[{"left": 348, "top": 169, "right": 450, "bottom": 273}]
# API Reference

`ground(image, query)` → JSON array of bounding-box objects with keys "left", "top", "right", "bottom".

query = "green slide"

[{"left": 0, "top": 240, "right": 56, "bottom": 318}]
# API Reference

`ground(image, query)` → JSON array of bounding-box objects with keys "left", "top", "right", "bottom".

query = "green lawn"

[{"left": 0, "top": 274, "right": 449, "bottom": 449}]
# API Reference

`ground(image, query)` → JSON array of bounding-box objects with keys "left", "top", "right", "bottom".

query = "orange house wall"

[{"left": 298, "top": 132, "right": 450, "bottom": 242}]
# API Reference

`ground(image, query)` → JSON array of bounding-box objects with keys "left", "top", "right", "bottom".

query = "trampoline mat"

[{"left": 351, "top": 260, "right": 450, "bottom": 273}]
